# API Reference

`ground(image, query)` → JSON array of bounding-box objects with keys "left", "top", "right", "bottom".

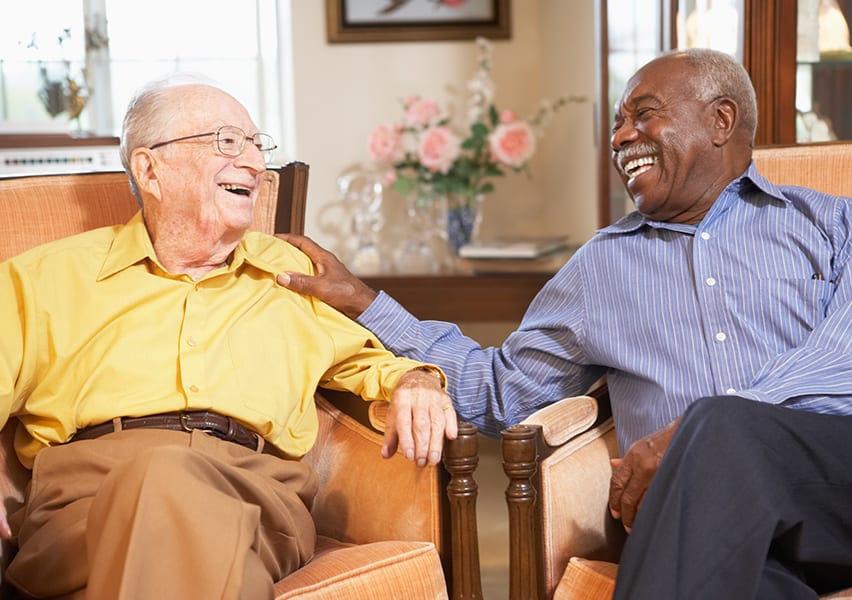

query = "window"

[
  {"left": 0, "top": 0, "right": 293, "bottom": 162},
  {"left": 603, "top": 0, "right": 664, "bottom": 223}
]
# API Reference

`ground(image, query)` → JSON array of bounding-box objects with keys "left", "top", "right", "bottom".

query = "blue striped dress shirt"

[{"left": 358, "top": 162, "right": 852, "bottom": 452}]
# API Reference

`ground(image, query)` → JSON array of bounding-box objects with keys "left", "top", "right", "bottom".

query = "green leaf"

[
  {"left": 393, "top": 177, "right": 415, "bottom": 196},
  {"left": 471, "top": 122, "right": 489, "bottom": 137}
]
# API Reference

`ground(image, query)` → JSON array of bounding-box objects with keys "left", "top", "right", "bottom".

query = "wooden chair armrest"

[
  {"left": 309, "top": 391, "right": 482, "bottom": 600},
  {"left": 365, "top": 398, "right": 483, "bottom": 599},
  {"left": 521, "top": 395, "right": 598, "bottom": 446},
  {"left": 502, "top": 382, "right": 624, "bottom": 600}
]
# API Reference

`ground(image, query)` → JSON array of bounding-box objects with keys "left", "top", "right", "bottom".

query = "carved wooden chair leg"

[
  {"left": 443, "top": 421, "right": 484, "bottom": 600},
  {"left": 503, "top": 423, "right": 546, "bottom": 600}
]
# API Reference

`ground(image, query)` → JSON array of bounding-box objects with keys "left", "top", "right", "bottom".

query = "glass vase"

[
  {"left": 338, "top": 166, "right": 386, "bottom": 276},
  {"left": 445, "top": 193, "right": 484, "bottom": 257},
  {"left": 394, "top": 192, "right": 443, "bottom": 274}
]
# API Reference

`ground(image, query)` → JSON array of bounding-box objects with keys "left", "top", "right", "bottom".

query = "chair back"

[
  {"left": 753, "top": 141, "right": 852, "bottom": 196},
  {"left": 0, "top": 163, "right": 308, "bottom": 262}
]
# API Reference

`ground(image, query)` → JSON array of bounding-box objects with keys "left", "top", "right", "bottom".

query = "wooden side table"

[{"left": 361, "top": 272, "right": 554, "bottom": 322}]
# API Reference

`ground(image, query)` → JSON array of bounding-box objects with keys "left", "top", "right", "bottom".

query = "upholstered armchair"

[
  {"left": 500, "top": 141, "right": 852, "bottom": 600},
  {"left": 0, "top": 165, "right": 483, "bottom": 599}
]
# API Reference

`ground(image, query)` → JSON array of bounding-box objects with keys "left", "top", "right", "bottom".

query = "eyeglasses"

[{"left": 149, "top": 125, "right": 278, "bottom": 163}]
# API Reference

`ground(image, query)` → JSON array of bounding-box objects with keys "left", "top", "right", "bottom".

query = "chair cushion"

[
  {"left": 553, "top": 557, "right": 617, "bottom": 600},
  {"left": 274, "top": 536, "right": 448, "bottom": 599},
  {"left": 552, "top": 557, "right": 852, "bottom": 600}
]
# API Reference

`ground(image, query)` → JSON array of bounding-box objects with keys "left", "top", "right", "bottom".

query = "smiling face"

[
  {"left": 126, "top": 82, "right": 269, "bottom": 275},
  {"left": 151, "top": 85, "right": 266, "bottom": 240},
  {"left": 611, "top": 54, "right": 736, "bottom": 224}
]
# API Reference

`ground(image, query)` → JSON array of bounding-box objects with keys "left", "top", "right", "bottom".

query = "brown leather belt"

[{"left": 71, "top": 411, "right": 271, "bottom": 453}]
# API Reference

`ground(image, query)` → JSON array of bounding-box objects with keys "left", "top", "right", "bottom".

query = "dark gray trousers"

[{"left": 613, "top": 396, "right": 852, "bottom": 600}]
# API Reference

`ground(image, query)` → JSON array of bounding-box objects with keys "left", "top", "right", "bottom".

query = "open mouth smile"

[
  {"left": 623, "top": 155, "right": 657, "bottom": 181},
  {"left": 220, "top": 183, "right": 252, "bottom": 197}
]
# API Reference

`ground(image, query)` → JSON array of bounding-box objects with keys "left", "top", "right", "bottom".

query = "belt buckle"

[
  {"left": 179, "top": 412, "right": 194, "bottom": 433},
  {"left": 180, "top": 411, "right": 227, "bottom": 441}
]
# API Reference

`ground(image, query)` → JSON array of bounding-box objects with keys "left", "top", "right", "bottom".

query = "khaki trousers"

[{"left": 7, "top": 428, "right": 318, "bottom": 600}]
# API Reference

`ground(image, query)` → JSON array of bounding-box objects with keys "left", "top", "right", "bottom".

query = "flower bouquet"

[{"left": 367, "top": 36, "right": 584, "bottom": 257}]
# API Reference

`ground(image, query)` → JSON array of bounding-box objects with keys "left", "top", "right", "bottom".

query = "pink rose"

[
  {"left": 367, "top": 123, "right": 403, "bottom": 164},
  {"left": 489, "top": 121, "right": 536, "bottom": 168},
  {"left": 417, "top": 126, "right": 461, "bottom": 174},
  {"left": 405, "top": 97, "right": 441, "bottom": 128},
  {"left": 499, "top": 109, "right": 517, "bottom": 123}
]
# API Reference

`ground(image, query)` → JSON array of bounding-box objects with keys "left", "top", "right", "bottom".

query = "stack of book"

[{"left": 456, "top": 236, "right": 576, "bottom": 273}]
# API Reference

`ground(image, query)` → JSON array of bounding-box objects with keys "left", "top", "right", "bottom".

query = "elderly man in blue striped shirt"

[{"left": 280, "top": 48, "right": 852, "bottom": 598}]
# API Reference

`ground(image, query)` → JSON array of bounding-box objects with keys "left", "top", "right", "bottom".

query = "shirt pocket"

[
  {"left": 740, "top": 278, "right": 830, "bottom": 351},
  {"left": 226, "top": 323, "right": 291, "bottom": 422}
]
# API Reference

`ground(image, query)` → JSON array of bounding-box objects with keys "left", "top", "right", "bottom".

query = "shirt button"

[
  {"left": 700, "top": 232, "right": 711, "bottom": 240},
  {"left": 726, "top": 388, "right": 737, "bottom": 394},
  {"left": 187, "top": 336, "right": 198, "bottom": 347},
  {"left": 715, "top": 332, "right": 727, "bottom": 342},
  {"left": 189, "top": 385, "right": 200, "bottom": 393},
  {"left": 705, "top": 277, "right": 717, "bottom": 287}
]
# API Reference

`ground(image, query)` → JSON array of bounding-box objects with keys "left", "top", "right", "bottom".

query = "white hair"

[{"left": 119, "top": 73, "right": 228, "bottom": 199}]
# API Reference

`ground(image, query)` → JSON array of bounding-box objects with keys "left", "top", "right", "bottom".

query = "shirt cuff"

[{"left": 412, "top": 365, "right": 448, "bottom": 390}]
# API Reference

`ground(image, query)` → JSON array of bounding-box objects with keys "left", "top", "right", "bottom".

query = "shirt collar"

[
  {"left": 738, "top": 159, "right": 794, "bottom": 206},
  {"left": 98, "top": 211, "right": 155, "bottom": 280},
  {"left": 98, "top": 212, "right": 279, "bottom": 280},
  {"left": 597, "top": 159, "right": 791, "bottom": 236}
]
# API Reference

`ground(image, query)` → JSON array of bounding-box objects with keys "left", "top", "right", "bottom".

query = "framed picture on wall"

[{"left": 325, "top": 0, "right": 511, "bottom": 43}]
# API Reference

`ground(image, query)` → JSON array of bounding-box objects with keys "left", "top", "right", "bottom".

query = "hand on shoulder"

[{"left": 275, "top": 233, "right": 378, "bottom": 319}]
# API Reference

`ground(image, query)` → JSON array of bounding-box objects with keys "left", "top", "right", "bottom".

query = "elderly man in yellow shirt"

[{"left": 0, "top": 76, "right": 456, "bottom": 599}]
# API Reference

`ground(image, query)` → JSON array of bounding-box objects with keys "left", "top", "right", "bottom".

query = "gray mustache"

[{"left": 615, "top": 143, "right": 659, "bottom": 175}]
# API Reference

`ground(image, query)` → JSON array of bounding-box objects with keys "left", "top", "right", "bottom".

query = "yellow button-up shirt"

[{"left": 0, "top": 212, "right": 436, "bottom": 468}]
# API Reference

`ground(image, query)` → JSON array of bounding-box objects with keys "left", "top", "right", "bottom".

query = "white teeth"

[
  {"left": 624, "top": 156, "right": 656, "bottom": 177},
  {"left": 220, "top": 183, "right": 250, "bottom": 195}
]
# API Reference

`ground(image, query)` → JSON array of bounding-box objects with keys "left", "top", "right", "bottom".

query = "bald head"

[
  {"left": 635, "top": 48, "right": 758, "bottom": 146},
  {"left": 119, "top": 75, "right": 242, "bottom": 200}
]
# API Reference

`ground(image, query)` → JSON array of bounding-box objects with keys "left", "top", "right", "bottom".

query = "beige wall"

[{"left": 288, "top": 1, "right": 598, "bottom": 263}]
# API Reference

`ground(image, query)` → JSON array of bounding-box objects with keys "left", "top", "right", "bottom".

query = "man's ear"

[
  {"left": 711, "top": 97, "right": 738, "bottom": 146},
  {"left": 130, "top": 148, "right": 163, "bottom": 201}
]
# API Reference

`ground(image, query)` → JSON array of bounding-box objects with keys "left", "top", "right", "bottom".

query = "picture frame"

[{"left": 325, "top": 0, "right": 511, "bottom": 43}]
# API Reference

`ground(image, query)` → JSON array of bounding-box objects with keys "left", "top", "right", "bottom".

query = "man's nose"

[
  {"left": 610, "top": 121, "right": 638, "bottom": 153},
  {"left": 236, "top": 143, "right": 268, "bottom": 174}
]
